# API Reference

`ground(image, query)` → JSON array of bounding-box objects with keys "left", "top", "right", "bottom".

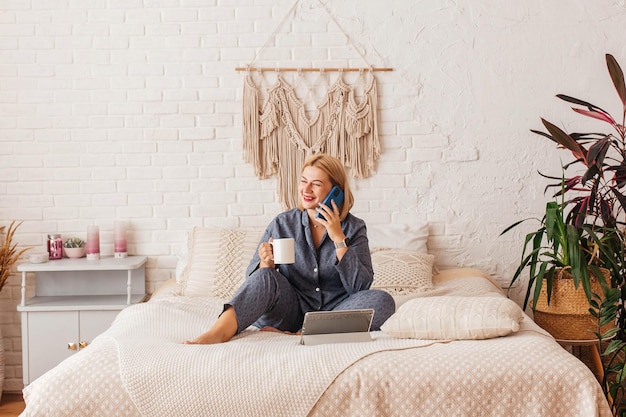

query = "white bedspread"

[{"left": 20, "top": 271, "right": 612, "bottom": 417}]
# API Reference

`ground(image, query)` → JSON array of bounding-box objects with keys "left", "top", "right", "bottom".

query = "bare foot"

[
  {"left": 259, "top": 326, "right": 285, "bottom": 334},
  {"left": 259, "top": 326, "right": 301, "bottom": 336},
  {"left": 184, "top": 306, "right": 238, "bottom": 345},
  {"left": 184, "top": 329, "right": 230, "bottom": 345}
]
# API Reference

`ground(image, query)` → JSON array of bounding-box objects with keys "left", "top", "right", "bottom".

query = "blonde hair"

[{"left": 298, "top": 154, "right": 354, "bottom": 220}]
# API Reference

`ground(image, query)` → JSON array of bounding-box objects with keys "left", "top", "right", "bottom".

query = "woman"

[{"left": 186, "top": 154, "right": 395, "bottom": 344}]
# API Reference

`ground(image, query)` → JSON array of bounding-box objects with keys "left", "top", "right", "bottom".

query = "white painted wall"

[{"left": 1, "top": 0, "right": 625, "bottom": 391}]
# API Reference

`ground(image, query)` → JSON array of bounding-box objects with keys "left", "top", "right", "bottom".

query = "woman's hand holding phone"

[
  {"left": 314, "top": 186, "right": 347, "bottom": 246},
  {"left": 316, "top": 201, "right": 348, "bottom": 260},
  {"left": 315, "top": 186, "right": 344, "bottom": 220}
]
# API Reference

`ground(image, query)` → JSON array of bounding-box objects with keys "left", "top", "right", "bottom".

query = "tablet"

[{"left": 299, "top": 309, "right": 374, "bottom": 345}]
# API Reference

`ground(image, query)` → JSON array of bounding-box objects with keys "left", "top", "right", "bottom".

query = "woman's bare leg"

[{"left": 184, "top": 306, "right": 238, "bottom": 345}]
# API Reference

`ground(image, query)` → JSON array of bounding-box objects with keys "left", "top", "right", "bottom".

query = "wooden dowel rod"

[{"left": 234, "top": 67, "right": 393, "bottom": 72}]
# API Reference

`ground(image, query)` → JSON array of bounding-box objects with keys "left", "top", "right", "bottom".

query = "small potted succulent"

[{"left": 63, "top": 237, "right": 86, "bottom": 259}]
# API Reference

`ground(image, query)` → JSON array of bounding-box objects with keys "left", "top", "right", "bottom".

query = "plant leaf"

[
  {"left": 586, "top": 136, "right": 610, "bottom": 166},
  {"left": 609, "top": 162, "right": 626, "bottom": 188},
  {"left": 607, "top": 53, "right": 626, "bottom": 108},
  {"left": 541, "top": 119, "right": 588, "bottom": 163},
  {"left": 572, "top": 108, "right": 617, "bottom": 125},
  {"left": 499, "top": 219, "right": 529, "bottom": 236},
  {"left": 581, "top": 164, "right": 600, "bottom": 185},
  {"left": 604, "top": 339, "right": 625, "bottom": 355},
  {"left": 0, "top": 221, "right": 31, "bottom": 293},
  {"left": 556, "top": 94, "right": 606, "bottom": 111},
  {"left": 530, "top": 128, "right": 558, "bottom": 144}
]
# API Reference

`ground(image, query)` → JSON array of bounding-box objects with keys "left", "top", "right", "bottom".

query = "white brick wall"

[{"left": 1, "top": 0, "right": 625, "bottom": 392}]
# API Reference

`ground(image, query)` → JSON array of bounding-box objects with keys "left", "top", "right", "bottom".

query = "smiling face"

[
  {"left": 297, "top": 153, "right": 353, "bottom": 221},
  {"left": 299, "top": 165, "right": 334, "bottom": 212}
]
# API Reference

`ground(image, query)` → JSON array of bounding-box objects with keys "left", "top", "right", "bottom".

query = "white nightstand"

[{"left": 17, "top": 256, "right": 147, "bottom": 385}]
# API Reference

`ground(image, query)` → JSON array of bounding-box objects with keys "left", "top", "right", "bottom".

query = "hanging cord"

[
  {"left": 239, "top": 0, "right": 390, "bottom": 73},
  {"left": 315, "top": 0, "right": 375, "bottom": 70},
  {"left": 247, "top": 0, "right": 301, "bottom": 68}
]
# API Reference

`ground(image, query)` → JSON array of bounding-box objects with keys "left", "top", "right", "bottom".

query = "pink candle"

[
  {"left": 114, "top": 221, "right": 127, "bottom": 258},
  {"left": 86, "top": 225, "right": 100, "bottom": 260}
]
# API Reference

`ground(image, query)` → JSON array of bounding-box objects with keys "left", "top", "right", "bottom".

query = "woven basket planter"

[{"left": 533, "top": 268, "right": 610, "bottom": 341}]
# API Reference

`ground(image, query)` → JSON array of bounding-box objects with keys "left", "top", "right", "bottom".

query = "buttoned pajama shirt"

[{"left": 228, "top": 209, "right": 395, "bottom": 333}]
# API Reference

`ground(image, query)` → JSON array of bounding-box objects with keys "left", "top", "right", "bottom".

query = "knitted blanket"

[{"left": 109, "top": 296, "right": 439, "bottom": 417}]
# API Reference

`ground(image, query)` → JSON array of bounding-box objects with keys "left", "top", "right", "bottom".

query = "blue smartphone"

[{"left": 315, "top": 185, "right": 345, "bottom": 219}]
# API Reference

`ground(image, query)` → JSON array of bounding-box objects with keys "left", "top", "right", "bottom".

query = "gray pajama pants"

[{"left": 227, "top": 267, "right": 396, "bottom": 334}]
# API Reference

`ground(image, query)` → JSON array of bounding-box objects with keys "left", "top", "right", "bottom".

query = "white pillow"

[
  {"left": 176, "top": 227, "right": 264, "bottom": 299},
  {"left": 367, "top": 223, "right": 429, "bottom": 253},
  {"left": 174, "top": 236, "right": 189, "bottom": 282},
  {"left": 370, "top": 249, "right": 434, "bottom": 295},
  {"left": 381, "top": 296, "right": 523, "bottom": 340}
]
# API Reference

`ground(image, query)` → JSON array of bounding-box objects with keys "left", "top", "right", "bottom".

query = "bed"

[{"left": 19, "top": 225, "right": 612, "bottom": 417}]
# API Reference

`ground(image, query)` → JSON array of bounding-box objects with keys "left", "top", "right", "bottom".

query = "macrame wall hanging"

[{"left": 237, "top": 0, "right": 393, "bottom": 209}]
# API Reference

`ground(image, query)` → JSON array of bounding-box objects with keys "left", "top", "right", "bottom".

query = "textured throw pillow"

[
  {"left": 176, "top": 227, "right": 264, "bottom": 299},
  {"left": 381, "top": 296, "right": 524, "bottom": 340},
  {"left": 367, "top": 223, "right": 429, "bottom": 253},
  {"left": 370, "top": 249, "right": 435, "bottom": 295}
]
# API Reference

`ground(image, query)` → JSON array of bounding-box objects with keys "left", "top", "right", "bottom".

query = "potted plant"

[
  {"left": 502, "top": 194, "right": 610, "bottom": 340},
  {"left": 63, "top": 237, "right": 86, "bottom": 259},
  {"left": 0, "top": 221, "right": 30, "bottom": 294},
  {"left": 515, "top": 53, "right": 626, "bottom": 413},
  {"left": 0, "top": 221, "right": 30, "bottom": 398},
  {"left": 530, "top": 53, "right": 626, "bottom": 305}
]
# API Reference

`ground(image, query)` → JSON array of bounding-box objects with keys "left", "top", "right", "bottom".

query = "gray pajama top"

[{"left": 245, "top": 208, "right": 374, "bottom": 312}]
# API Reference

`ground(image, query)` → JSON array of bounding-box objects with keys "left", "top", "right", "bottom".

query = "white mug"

[{"left": 271, "top": 238, "right": 295, "bottom": 264}]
